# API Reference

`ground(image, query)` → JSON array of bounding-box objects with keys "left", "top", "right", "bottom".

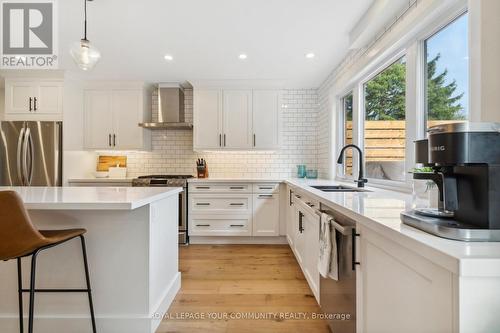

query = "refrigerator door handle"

[
  {"left": 25, "top": 128, "right": 34, "bottom": 185},
  {"left": 22, "top": 127, "right": 33, "bottom": 186},
  {"left": 17, "top": 127, "right": 26, "bottom": 185}
]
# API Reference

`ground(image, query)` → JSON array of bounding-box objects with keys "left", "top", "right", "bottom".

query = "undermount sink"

[{"left": 310, "top": 185, "right": 369, "bottom": 192}]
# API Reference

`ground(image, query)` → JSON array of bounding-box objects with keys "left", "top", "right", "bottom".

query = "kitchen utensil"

[{"left": 197, "top": 159, "right": 208, "bottom": 178}]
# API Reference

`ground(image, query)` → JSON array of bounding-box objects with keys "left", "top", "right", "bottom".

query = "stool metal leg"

[
  {"left": 28, "top": 251, "right": 40, "bottom": 333},
  {"left": 17, "top": 258, "right": 23, "bottom": 333},
  {"left": 80, "top": 235, "right": 97, "bottom": 333}
]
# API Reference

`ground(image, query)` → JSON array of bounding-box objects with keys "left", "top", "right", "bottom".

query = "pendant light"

[{"left": 70, "top": 0, "right": 100, "bottom": 71}]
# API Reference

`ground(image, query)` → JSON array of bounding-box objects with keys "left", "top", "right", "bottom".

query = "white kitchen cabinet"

[
  {"left": 222, "top": 90, "right": 253, "bottom": 149},
  {"left": 253, "top": 193, "right": 280, "bottom": 236},
  {"left": 83, "top": 83, "right": 150, "bottom": 150},
  {"left": 193, "top": 88, "right": 281, "bottom": 151},
  {"left": 112, "top": 90, "right": 144, "bottom": 149},
  {"left": 4, "top": 78, "right": 63, "bottom": 119},
  {"left": 190, "top": 215, "right": 253, "bottom": 236},
  {"left": 193, "top": 89, "right": 222, "bottom": 149},
  {"left": 189, "top": 182, "right": 283, "bottom": 238},
  {"left": 84, "top": 90, "right": 113, "bottom": 149},
  {"left": 288, "top": 191, "right": 320, "bottom": 302},
  {"left": 357, "top": 224, "right": 454, "bottom": 333},
  {"left": 252, "top": 90, "right": 281, "bottom": 149},
  {"left": 303, "top": 208, "right": 320, "bottom": 301}
]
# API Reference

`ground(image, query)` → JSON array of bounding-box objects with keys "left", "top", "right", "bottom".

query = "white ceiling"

[{"left": 59, "top": 0, "right": 373, "bottom": 88}]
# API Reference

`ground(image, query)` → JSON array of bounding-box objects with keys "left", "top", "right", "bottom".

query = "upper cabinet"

[
  {"left": 83, "top": 82, "right": 151, "bottom": 150},
  {"left": 4, "top": 78, "right": 63, "bottom": 120},
  {"left": 193, "top": 89, "right": 222, "bottom": 150},
  {"left": 193, "top": 88, "right": 282, "bottom": 151},
  {"left": 223, "top": 90, "right": 253, "bottom": 149}
]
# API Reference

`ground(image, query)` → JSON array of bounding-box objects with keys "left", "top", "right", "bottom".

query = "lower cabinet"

[
  {"left": 287, "top": 188, "right": 320, "bottom": 302},
  {"left": 188, "top": 182, "right": 280, "bottom": 237},
  {"left": 253, "top": 193, "right": 279, "bottom": 236},
  {"left": 357, "top": 224, "right": 454, "bottom": 333},
  {"left": 190, "top": 215, "right": 252, "bottom": 236}
]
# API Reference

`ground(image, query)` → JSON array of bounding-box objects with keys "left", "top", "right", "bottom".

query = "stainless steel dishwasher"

[{"left": 319, "top": 205, "right": 358, "bottom": 333}]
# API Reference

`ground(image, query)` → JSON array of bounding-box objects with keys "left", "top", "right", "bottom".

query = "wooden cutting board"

[{"left": 97, "top": 156, "right": 127, "bottom": 171}]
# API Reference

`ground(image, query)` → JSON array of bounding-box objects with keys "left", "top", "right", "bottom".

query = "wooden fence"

[{"left": 343, "top": 120, "right": 463, "bottom": 175}]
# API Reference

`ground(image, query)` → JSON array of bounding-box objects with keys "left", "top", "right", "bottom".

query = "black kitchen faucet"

[{"left": 337, "top": 144, "right": 368, "bottom": 188}]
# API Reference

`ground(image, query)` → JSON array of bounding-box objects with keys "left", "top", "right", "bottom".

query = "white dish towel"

[{"left": 318, "top": 212, "right": 339, "bottom": 281}]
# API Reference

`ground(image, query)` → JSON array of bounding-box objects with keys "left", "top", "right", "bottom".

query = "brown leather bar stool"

[{"left": 0, "top": 191, "right": 97, "bottom": 333}]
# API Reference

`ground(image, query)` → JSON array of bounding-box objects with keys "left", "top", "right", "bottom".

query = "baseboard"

[
  {"left": 150, "top": 272, "right": 181, "bottom": 333},
  {"left": 0, "top": 273, "right": 182, "bottom": 333},
  {"left": 189, "top": 236, "right": 288, "bottom": 244}
]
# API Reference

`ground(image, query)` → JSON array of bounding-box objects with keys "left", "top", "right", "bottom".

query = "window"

[
  {"left": 425, "top": 13, "right": 468, "bottom": 130},
  {"left": 363, "top": 57, "right": 406, "bottom": 181},
  {"left": 342, "top": 93, "right": 353, "bottom": 176}
]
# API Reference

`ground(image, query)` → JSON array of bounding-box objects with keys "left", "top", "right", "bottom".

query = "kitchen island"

[{"left": 0, "top": 186, "right": 182, "bottom": 333}]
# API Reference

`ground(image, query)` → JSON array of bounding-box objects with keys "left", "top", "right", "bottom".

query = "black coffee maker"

[{"left": 401, "top": 122, "right": 500, "bottom": 241}]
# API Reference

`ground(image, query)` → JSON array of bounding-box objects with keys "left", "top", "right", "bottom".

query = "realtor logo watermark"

[{"left": 1, "top": 0, "right": 58, "bottom": 69}]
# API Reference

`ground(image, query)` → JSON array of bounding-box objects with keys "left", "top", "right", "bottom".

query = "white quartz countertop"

[
  {"left": 285, "top": 178, "right": 500, "bottom": 277},
  {"left": 188, "top": 178, "right": 281, "bottom": 183},
  {"left": 0, "top": 186, "right": 182, "bottom": 210}
]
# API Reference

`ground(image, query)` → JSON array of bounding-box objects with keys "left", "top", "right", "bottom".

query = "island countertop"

[{"left": 0, "top": 186, "right": 183, "bottom": 210}]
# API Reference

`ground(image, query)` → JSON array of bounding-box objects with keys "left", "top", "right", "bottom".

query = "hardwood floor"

[{"left": 157, "top": 244, "right": 330, "bottom": 333}]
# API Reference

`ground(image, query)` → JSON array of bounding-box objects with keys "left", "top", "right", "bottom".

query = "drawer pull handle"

[
  {"left": 196, "top": 186, "right": 210, "bottom": 189},
  {"left": 259, "top": 187, "right": 273, "bottom": 190},
  {"left": 295, "top": 194, "right": 302, "bottom": 199},
  {"left": 306, "top": 202, "right": 315, "bottom": 207},
  {"left": 229, "top": 186, "right": 245, "bottom": 190},
  {"left": 230, "top": 224, "right": 244, "bottom": 227},
  {"left": 196, "top": 224, "right": 211, "bottom": 227},
  {"left": 230, "top": 203, "right": 244, "bottom": 206},
  {"left": 258, "top": 195, "right": 273, "bottom": 198},
  {"left": 196, "top": 203, "right": 210, "bottom": 206}
]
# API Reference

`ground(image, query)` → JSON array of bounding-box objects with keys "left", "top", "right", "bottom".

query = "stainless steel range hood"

[{"left": 139, "top": 84, "right": 193, "bottom": 130}]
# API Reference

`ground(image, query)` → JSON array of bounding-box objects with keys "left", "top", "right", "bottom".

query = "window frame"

[
  {"left": 333, "top": 4, "right": 468, "bottom": 191},
  {"left": 339, "top": 91, "right": 354, "bottom": 178}
]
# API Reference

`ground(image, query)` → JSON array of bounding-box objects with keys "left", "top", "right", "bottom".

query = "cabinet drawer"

[
  {"left": 189, "top": 215, "right": 252, "bottom": 236},
  {"left": 189, "top": 183, "right": 251, "bottom": 193},
  {"left": 253, "top": 183, "right": 280, "bottom": 193},
  {"left": 190, "top": 194, "right": 251, "bottom": 213}
]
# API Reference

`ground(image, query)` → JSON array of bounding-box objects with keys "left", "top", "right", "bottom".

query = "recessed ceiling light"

[
  {"left": 238, "top": 54, "right": 248, "bottom": 60},
  {"left": 305, "top": 53, "right": 315, "bottom": 59},
  {"left": 164, "top": 54, "right": 173, "bottom": 61}
]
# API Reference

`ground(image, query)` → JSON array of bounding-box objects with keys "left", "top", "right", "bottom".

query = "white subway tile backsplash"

[{"left": 120, "top": 88, "right": 319, "bottom": 178}]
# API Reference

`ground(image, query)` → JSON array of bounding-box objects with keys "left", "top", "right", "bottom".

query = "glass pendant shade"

[{"left": 70, "top": 38, "right": 101, "bottom": 71}]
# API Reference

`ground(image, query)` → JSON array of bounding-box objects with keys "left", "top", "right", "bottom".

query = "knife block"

[{"left": 197, "top": 165, "right": 208, "bottom": 178}]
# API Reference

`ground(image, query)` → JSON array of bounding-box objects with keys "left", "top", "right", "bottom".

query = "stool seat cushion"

[
  {"left": 39, "top": 229, "right": 87, "bottom": 245},
  {"left": 0, "top": 191, "right": 86, "bottom": 260}
]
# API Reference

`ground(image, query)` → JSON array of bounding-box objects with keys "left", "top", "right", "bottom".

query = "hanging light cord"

[
  {"left": 84, "top": 0, "right": 87, "bottom": 40},
  {"left": 83, "top": 0, "right": 92, "bottom": 41}
]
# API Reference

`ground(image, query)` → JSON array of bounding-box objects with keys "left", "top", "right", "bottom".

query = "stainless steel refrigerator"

[{"left": 0, "top": 121, "right": 62, "bottom": 186}]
